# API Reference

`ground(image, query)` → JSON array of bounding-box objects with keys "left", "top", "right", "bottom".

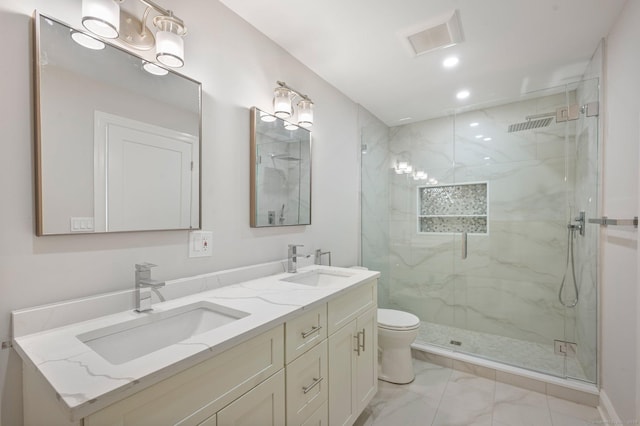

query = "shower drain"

[{"left": 449, "top": 340, "right": 462, "bottom": 346}]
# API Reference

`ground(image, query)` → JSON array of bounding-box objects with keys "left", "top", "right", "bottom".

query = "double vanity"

[{"left": 12, "top": 263, "right": 379, "bottom": 426}]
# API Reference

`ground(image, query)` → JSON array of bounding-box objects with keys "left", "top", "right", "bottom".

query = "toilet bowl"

[{"left": 377, "top": 308, "right": 420, "bottom": 384}]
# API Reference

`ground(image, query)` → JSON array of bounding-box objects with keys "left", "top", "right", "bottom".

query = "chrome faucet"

[
  {"left": 135, "top": 263, "right": 165, "bottom": 313},
  {"left": 287, "top": 244, "right": 309, "bottom": 273},
  {"left": 314, "top": 249, "right": 332, "bottom": 266}
]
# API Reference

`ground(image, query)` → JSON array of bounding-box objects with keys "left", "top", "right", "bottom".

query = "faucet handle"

[
  {"left": 288, "top": 244, "right": 304, "bottom": 248},
  {"left": 135, "top": 262, "right": 157, "bottom": 271}
]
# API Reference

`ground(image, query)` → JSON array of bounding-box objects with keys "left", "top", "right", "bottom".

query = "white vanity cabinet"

[
  {"left": 18, "top": 271, "right": 379, "bottom": 426},
  {"left": 82, "top": 326, "right": 285, "bottom": 426},
  {"left": 284, "top": 279, "right": 377, "bottom": 426},
  {"left": 327, "top": 281, "right": 377, "bottom": 426},
  {"left": 284, "top": 304, "right": 329, "bottom": 425}
]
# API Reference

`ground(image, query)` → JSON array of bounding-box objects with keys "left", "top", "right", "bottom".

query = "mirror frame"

[
  {"left": 250, "top": 107, "right": 312, "bottom": 227},
  {"left": 33, "top": 12, "right": 202, "bottom": 236}
]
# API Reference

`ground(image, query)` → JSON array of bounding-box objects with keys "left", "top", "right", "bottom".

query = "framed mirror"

[
  {"left": 34, "top": 13, "right": 202, "bottom": 235},
  {"left": 250, "top": 107, "right": 311, "bottom": 227}
]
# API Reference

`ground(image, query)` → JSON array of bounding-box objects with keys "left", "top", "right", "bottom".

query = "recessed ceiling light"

[
  {"left": 483, "top": 137, "right": 492, "bottom": 141},
  {"left": 475, "top": 134, "right": 483, "bottom": 139},
  {"left": 399, "top": 117, "right": 412, "bottom": 121},
  {"left": 484, "top": 156, "right": 491, "bottom": 160},
  {"left": 469, "top": 122, "right": 479, "bottom": 127},
  {"left": 456, "top": 90, "right": 470, "bottom": 100},
  {"left": 443, "top": 56, "right": 459, "bottom": 68}
]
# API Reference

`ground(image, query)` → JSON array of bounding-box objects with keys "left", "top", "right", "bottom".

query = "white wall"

[
  {"left": 0, "top": 1, "right": 362, "bottom": 424},
  {"left": 601, "top": 0, "right": 640, "bottom": 422}
]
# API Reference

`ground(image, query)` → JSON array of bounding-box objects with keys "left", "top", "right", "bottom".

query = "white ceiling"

[{"left": 219, "top": 0, "right": 626, "bottom": 126}]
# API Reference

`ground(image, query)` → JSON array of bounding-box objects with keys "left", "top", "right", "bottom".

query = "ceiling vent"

[{"left": 402, "top": 10, "right": 464, "bottom": 57}]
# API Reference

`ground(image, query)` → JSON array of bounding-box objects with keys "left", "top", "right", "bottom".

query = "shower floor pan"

[{"left": 412, "top": 321, "right": 598, "bottom": 406}]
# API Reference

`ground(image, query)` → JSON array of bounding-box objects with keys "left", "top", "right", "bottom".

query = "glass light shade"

[
  {"left": 297, "top": 99, "right": 314, "bottom": 127},
  {"left": 142, "top": 61, "right": 169, "bottom": 76},
  {"left": 70, "top": 30, "right": 105, "bottom": 50},
  {"left": 156, "top": 30, "right": 184, "bottom": 68},
  {"left": 284, "top": 121, "right": 298, "bottom": 130},
  {"left": 260, "top": 111, "right": 277, "bottom": 122},
  {"left": 273, "top": 87, "right": 292, "bottom": 118},
  {"left": 82, "top": 0, "right": 119, "bottom": 39}
]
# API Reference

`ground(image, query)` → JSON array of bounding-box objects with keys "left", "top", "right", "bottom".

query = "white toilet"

[{"left": 377, "top": 308, "right": 420, "bottom": 384}]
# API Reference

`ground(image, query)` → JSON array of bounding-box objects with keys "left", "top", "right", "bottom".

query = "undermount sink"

[
  {"left": 281, "top": 269, "right": 355, "bottom": 287},
  {"left": 78, "top": 301, "right": 249, "bottom": 365}
]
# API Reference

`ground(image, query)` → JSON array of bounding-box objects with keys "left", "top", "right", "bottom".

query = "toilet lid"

[{"left": 378, "top": 309, "right": 420, "bottom": 330}]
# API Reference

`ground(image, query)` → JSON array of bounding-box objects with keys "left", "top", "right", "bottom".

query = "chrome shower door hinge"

[
  {"left": 554, "top": 340, "right": 577, "bottom": 358},
  {"left": 556, "top": 105, "right": 580, "bottom": 122}
]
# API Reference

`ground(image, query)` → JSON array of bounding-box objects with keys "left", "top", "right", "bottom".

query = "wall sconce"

[
  {"left": 394, "top": 161, "right": 413, "bottom": 174},
  {"left": 80, "top": 0, "right": 187, "bottom": 68},
  {"left": 272, "top": 81, "right": 314, "bottom": 128}
]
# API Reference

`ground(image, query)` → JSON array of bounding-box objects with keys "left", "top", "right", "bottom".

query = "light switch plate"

[
  {"left": 189, "top": 231, "right": 213, "bottom": 258},
  {"left": 70, "top": 217, "right": 95, "bottom": 232}
]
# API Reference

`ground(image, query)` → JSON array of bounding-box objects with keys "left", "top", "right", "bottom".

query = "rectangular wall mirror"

[
  {"left": 34, "top": 13, "right": 202, "bottom": 235},
  {"left": 250, "top": 107, "right": 311, "bottom": 227}
]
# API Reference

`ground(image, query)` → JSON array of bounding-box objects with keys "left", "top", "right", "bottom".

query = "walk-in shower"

[{"left": 361, "top": 77, "right": 600, "bottom": 385}]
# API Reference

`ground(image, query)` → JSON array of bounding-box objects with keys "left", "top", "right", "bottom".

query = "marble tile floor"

[
  {"left": 354, "top": 358, "right": 602, "bottom": 426},
  {"left": 417, "top": 321, "right": 590, "bottom": 382}
]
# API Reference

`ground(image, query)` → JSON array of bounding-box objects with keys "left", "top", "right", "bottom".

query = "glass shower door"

[{"left": 449, "top": 80, "right": 598, "bottom": 383}]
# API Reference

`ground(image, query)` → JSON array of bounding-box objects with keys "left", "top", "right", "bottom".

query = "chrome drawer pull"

[
  {"left": 359, "top": 329, "right": 366, "bottom": 352},
  {"left": 301, "top": 325, "right": 322, "bottom": 339},
  {"left": 302, "top": 377, "right": 323, "bottom": 394},
  {"left": 354, "top": 335, "right": 361, "bottom": 355}
]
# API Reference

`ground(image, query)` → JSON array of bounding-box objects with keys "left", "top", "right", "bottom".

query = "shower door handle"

[{"left": 461, "top": 232, "right": 468, "bottom": 260}]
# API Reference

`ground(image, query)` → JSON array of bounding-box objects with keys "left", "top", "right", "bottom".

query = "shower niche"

[{"left": 417, "top": 182, "right": 488, "bottom": 234}]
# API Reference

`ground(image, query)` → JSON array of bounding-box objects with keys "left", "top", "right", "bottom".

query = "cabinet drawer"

[
  {"left": 285, "top": 304, "right": 327, "bottom": 363},
  {"left": 327, "top": 280, "right": 376, "bottom": 334},
  {"left": 286, "top": 340, "right": 328, "bottom": 426},
  {"left": 85, "top": 326, "right": 284, "bottom": 426}
]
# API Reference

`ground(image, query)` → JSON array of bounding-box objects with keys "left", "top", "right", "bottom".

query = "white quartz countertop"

[{"left": 12, "top": 265, "right": 379, "bottom": 420}]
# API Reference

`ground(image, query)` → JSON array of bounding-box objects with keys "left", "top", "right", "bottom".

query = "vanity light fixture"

[
  {"left": 70, "top": 30, "right": 106, "bottom": 50},
  {"left": 82, "top": 0, "right": 120, "bottom": 39},
  {"left": 272, "top": 81, "right": 314, "bottom": 128},
  {"left": 284, "top": 121, "right": 299, "bottom": 131},
  {"left": 81, "top": 0, "right": 187, "bottom": 68},
  {"left": 142, "top": 60, "right": 168, "bottom": 76},
  {"left": 394, "top": 161, "right": 413, "bottom": 175},
  {"left": 259, "top": 111, "right": 277, "bottom": 122}
]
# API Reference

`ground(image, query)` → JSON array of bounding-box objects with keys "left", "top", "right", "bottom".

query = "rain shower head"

[{"left": 507, "top": 116, "right": 554, "bottom": 133}]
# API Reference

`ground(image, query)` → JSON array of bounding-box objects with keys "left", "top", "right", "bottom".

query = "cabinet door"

[
  {"left": 355, "top": 308, "right": 377, "bottom": 413},
  {"left": 217, "top": 369, "right": 285, "bottom": 426},
  {"left": 301, "top": 401, "right": 328, "bottom": 426},
  {"left": 328, "top": 320, "right": 358, "bottom": 426}
]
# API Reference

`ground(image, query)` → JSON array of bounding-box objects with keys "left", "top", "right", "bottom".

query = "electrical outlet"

[{"left": 189, "top": 231, "right": 213, "bottom": 258}]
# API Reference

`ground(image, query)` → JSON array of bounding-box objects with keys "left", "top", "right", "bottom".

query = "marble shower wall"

[{"left": 387, "top": 91, "right": 580, "bottom": 351}]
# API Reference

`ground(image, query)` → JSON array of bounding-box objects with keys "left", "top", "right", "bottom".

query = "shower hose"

[{"left": 558, "top": 225, "right": 579, "bottom": 308}]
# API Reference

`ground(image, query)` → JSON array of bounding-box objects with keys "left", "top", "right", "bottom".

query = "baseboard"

[{"left": 598, "top": 389, "right": 622, "bottom": 425}]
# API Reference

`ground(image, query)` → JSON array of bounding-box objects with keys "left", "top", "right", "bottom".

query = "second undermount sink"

[
  {"left": 281, "top": 269, "right": 355, "bottom": 287},
  {"left": 77, "top": 301, "right": 249, "bottom": 365}
]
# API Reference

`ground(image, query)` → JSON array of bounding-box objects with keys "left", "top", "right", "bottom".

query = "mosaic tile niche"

[{"left": 418, "top": 183, "right": 488, "bottom": 233}]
